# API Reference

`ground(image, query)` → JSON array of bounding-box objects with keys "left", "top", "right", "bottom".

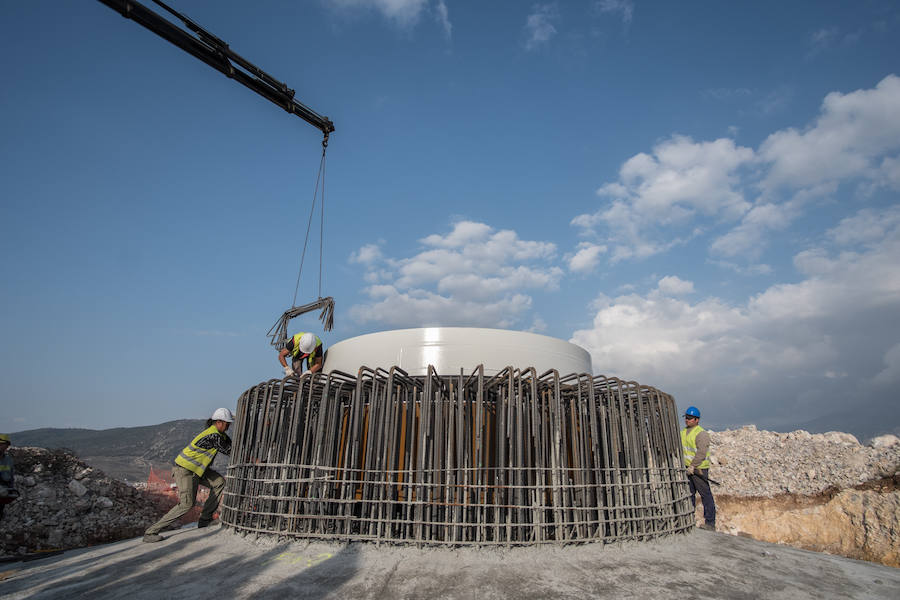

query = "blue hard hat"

[{"left": 684, "top": 406, "right": 701, "bottom": 418}]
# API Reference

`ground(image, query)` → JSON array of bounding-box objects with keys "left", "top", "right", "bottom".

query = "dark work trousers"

[{"left": 689, "top": 469, "right": 716, "bottom": 525}]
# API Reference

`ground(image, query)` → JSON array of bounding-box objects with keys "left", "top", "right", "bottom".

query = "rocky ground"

[
  {"left": 0, "top": 448, "right": 167, "bottom": 556},
  {"left": 2, "top": 428, "right": 899, "bottom": 565},
  {"left": 701, "top": 427, "right": 900, "bottom": 567},
  {"left": 708, "top": 426, "right": 900, "bottom": 496}
]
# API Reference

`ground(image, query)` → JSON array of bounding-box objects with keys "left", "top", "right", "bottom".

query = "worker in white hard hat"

[
  {"left": 278, "top": 331, "right": 325, "bottom": 377},
  {"left": 143, "top": 408, "right": 235, "bottom": 542},
  {"left": 0, "top": 433, "right": 19, "bottom": 522}
]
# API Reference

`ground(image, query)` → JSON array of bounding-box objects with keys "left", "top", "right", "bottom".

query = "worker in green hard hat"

[{"left": 681, "top": 406, "right": 716, "bottom": 531}]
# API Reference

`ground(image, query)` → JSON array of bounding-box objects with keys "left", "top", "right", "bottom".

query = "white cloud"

[
  {"left": 709, "top": 201, "right": 799, "bottom": 258},
  {"left": 349, "top": 243, "right": 383, "bottom": 264},
  {"left": 524, "top": 4, "right": 560, "bottom": 50},
  {"left": 827, "top": 205, "right": 900, "bottom": 247},
  {"left": 759, "top": 74, "right": 900, "bottom": 191},
  {"left": 657, "top": 275, "right": 694, "bottom": 296},
  {"left": 528, "top": 316, "right": 548, "bottom": 332},
  {"left": 571, "top": 206, "right": 900, "bottom": 426},
  {"left": 877, "top": 155, "right": 900, "bottom": 190},
  {"left": 573, "top": 76, "right": 900, "bottom": 268},
  {"left": 350, "top": 221, "right": 561, "bottom": 328},
  {"left": 593, "top": 0, "right": 633, "bottom": 24},
  {"left": 572, "top": 135, "right": 754, "bottom": 261},
  {"left": 568, "top": 242, "right": 606, "bottom": 273}
]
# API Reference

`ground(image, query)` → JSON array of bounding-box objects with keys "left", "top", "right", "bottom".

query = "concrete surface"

[{"left": 2, "top": 526, "right": 898, "bottom": 599}]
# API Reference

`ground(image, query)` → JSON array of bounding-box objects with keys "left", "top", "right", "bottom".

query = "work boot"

[
  {"left": 143, "top": 533, "right": 164, "bottom": 543},
  {"left": 700, "top": 523, "right": 716, "bottom": 532},
  {"left": 197, "top": 518, "right": 219, "bottom": 529}
]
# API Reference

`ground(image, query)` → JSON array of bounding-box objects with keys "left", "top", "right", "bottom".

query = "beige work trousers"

[{"left": 144, "top": 464, "right": 225, "bottom": 535}]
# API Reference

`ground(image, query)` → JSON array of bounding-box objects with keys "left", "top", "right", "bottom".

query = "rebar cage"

[{"left": 220, "top": 366, "right": 695, "bottom": 546}]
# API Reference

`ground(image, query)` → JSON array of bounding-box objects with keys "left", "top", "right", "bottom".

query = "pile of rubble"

[
  {"left": 708, "top": 427, "right": 900, "bottom": 497},
  {"left": 1, "top": 447, "right": 166, "bottom": 556}
]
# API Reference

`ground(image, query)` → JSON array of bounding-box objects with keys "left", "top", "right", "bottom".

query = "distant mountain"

[{"left": 11, "top": 419, "right": 206, "bottom": 482}]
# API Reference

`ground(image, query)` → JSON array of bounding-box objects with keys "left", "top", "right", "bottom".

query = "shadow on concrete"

[
  {"left": 251, "top": 543, "right": 360, "bottom": 598},
  {"left": 4, "top": 529, "right": 360, "bottom": 600}
]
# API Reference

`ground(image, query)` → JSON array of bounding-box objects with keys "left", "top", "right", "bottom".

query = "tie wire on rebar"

[{"left": 220, "top": 366, "right": 695, "bottom": 546}]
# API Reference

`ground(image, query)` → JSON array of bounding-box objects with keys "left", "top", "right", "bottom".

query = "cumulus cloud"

[
  {"left": 573, "top": 75, "right": 900, "bottom": 268},
  {"left": 524, "top": 3, "right": 560, "bottom": 50},
  {"left": 571, "top": 206, "right": 900, "bottom": 429},
  {"left": 657, "top": 276, "right": 694, "bottom": 296},
  {"left": 349, "top": 243, "right": 383, "bottom": 264},
  {"left": 759, "top": 74, "right": 900, "bottom": 192},
  {"left": 568, "top": 242, "right": 606, "bottom": 273},
  {"left": 349, "top": 221, "right": 561, "bottom": 328},
  {"left": 572, "top": 135, "right": 754, "bottom": 261}
]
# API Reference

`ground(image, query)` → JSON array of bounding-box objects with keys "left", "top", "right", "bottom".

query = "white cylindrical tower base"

[{"left": 324, "top": 327, "right": 592, "bottom": 376}]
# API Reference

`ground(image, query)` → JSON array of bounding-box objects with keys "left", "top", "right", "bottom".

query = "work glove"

[
  {"left": 686, "top": 466, "right": 696, "bottom": 476},
  {"left": 284, "top": 366, "right": 295, "bottom": 377}
]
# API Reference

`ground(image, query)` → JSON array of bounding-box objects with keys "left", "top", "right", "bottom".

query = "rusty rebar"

[{"left": 220, "top": 366, "right": 694, "bottom": 546}]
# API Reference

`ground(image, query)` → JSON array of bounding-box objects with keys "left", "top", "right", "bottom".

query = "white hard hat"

[
  {"left": 211, "top": 407, "right": 235, "bottom": 423},
  {"left": 299, "top": 332, "right": 317, "bottom": 354}
]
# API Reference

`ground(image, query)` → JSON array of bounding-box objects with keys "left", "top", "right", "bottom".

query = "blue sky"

[{"left": 2, "top": 1, "right": 899, "bottom": 439}]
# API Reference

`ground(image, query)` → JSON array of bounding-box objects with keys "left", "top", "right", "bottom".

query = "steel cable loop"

[{"left": 220, "top": 369, "right": 693, "bottom": 546}]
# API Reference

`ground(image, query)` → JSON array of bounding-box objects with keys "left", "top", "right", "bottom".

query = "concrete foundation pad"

[{"left": 2, "top": 527, "right": 898, "bottom": 599}]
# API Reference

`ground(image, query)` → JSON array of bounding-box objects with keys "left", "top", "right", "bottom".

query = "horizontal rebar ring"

[{"left": 220, "top": 367, "right": 694, "bottom": 546}]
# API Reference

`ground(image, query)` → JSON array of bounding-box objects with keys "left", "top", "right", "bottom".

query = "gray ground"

[{"left": 2, "top": 526, "right": 898, "bottom": 599}]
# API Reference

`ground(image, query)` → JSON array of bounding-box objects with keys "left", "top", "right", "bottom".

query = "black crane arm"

[{"left": 97, "top": 0, "right": 335, "bottom": 136}]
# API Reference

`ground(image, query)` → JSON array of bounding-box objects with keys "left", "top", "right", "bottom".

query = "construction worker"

[
  {"left": 278, "top": 331, "right": 325, "bottom": 377},
  {"left": 143, "top": 408, "right": 234, "bottom": 542},
  {"left": 0, "top": 433, "right": 18, "bottom": 522},
  {"left": 681, "top": 406, "right": 716, "bottom": 531}
]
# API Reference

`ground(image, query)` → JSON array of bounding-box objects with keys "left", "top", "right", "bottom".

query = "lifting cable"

[{"left": 266, "top": 133, "right": 335, "bottom": 348}]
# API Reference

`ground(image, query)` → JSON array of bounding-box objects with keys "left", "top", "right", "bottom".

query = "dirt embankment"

[{"left": 701, "top": 427, "right": 900, "bottom": 567}]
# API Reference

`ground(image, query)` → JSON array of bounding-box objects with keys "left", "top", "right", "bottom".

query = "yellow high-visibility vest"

[
  {"left": 291, "top": 332, "right": 321, "bottom": 363},
  {"left": 175, "top": 425, "right": 222, "bottom": 477},
  {"left": 681, "top": 425, "right": 711, "bottom": 469}
]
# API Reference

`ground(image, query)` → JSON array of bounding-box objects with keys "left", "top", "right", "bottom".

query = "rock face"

[
  {"left": 1, "top": 447, "right": 166, "bottom": 556},
  {"left": 696, "top": 426, "right": 900, "bottom": 567}
]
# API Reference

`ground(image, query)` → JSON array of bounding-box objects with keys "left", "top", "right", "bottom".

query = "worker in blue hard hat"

[{"left": 681, "top": 406, "right": 716, "bottom": 531}]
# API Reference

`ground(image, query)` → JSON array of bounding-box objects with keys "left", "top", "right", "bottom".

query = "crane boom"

[{"left": 97, "top": 0, "right": 335, "bottom": 136}]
